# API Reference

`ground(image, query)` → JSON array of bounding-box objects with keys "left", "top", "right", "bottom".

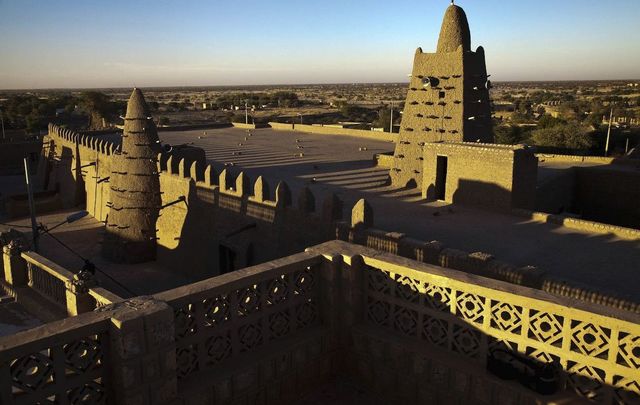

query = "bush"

[{"left": 231, "top": 113, "right": 253, "bottom": 124}]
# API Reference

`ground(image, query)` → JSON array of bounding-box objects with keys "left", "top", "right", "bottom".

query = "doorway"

[
  {"left": 219, "top": 244, "right": 237, "bottom": 275},
  {"left": 435, "top": 155, "right": 448, "bottom": 200}
]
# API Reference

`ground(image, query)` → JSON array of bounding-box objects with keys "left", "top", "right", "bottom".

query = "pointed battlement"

[
  {"left": 47, "top": 124, "right": 120, "bottom": 156},
  {"left": 154, "top": 154, "right": 343, "bottom": 222}
]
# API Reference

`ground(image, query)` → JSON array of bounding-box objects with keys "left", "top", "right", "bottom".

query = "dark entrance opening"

[
  {"left": 435, "top": 155, "right": 448, "bottom": 200},
  {"left": 219, "top": 244, "right": 237, "bottom": 274}
]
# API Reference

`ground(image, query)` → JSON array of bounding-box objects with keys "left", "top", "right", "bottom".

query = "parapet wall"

[
  {"left": 47, "top": 123, "right": 120, "bottom": 156},
  {"left": 40, "top": 124, "right": 117, "bottom": 220},
  {"left": 3, "top": 240, "right": 637, "bottom": 405},
  {"left": 268, "top": 122, "right": 398, "bottom": 142},
  {"left": 512, "top": 209, "right": 640, "bottom": 241},
  {"left": 154, "top": 152, "right": 344, "bottom": 279},
  {"left": 338, "top": 200, "right": 640, "bottom": 314}
]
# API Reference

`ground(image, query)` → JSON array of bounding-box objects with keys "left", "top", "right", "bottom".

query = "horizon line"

[{"left": 1, "top": 78, "right": 639, "bottom": 92}]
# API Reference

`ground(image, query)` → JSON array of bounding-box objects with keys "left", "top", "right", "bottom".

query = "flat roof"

[
  {"left": 2, "top": 127, "right": 638, "bottom": 301},
  {"left": 158, "top": 127, "right": 640, "bottom": 299}
]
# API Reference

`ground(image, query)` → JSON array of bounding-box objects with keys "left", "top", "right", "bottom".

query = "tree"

[
  {"left": 531, "top": 123, "right": 595, "bottom": 150},
  {"left": 537, "top": 114, "right": 565, "bottom": 129},
  {"left": 373, "top": 106, "right": 399, "bottom": 132},
  {"left": 493, "top": 125, "right": 528, "bottom": 145},
  {"left": 78, "top": 92, "right": 113, "bottom": 129},
  {"left": 231, "top": 113, "right": 252, "bottom": 124}
]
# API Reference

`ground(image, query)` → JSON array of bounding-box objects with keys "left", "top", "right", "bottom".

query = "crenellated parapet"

[
  {"left": 47, "top": 123, "right": 120, "bottom": 156},
  {"left": 155, "top": 152, "right": 342, "bottom": 220}
]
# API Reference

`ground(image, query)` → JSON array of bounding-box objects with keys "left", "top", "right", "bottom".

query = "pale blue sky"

[{"left": 0, "top": 0, "right": 638, "bottom": 89}]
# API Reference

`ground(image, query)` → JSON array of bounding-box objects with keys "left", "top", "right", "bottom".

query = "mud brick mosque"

[{"left": 1, "top": 3, "right": 639, "bottom": 405}]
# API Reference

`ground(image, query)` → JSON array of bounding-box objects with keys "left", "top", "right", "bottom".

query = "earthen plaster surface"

[{"left": 159, "top": 127, "right": 640, "bottom": 299}]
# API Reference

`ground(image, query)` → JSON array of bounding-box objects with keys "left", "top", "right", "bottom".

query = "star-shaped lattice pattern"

[
  {"left": 11, "top": 352, "right": 54, "bottom": 392},
  {"left": 617, "top": 331, "right": 640, "bottom": 369},
  {"left": 237, "top": 285, "right": 260, "bottom": 317},
  {"left": 367, "top": 267, "right": 392, "bottom": 295},
  {"left": 566, "top": 361, "right": 607, "bottom": 402},
  {"left": 394, "top": 275, "right": 420, "bottom": 304},
  {"left": 393, "top": 306, "right": 418, "bottom": 336},
  {"left": 367, "top": 298, "right": 390, "bottom": 327},
  {"left": 455, "top": 292, "right": 485, "bottom": 323},
  {"left": 570, "top": 321, "right": 610, "bottom": 359},
  {"left": 422, "top": 316, "right": 448, "bottom": 347},
  {"left": 206, "top": 333, "right": 232, "bottom": 365},
  {"left": 423, "top": 284, "right": 451, "bottom": 312},
  {"left": 203, "top": 294, "right": 230, "bottom": 326},
  {"left": 269, "top": 311, "right": 291, "bottom": 339},
  {"left": 490, "top": 301, "right": 522, "bottom": 334},
  {"left": 266, "top": 275, "right": 288, "bottom": 305},
  {"left": 528, "top": 310, "right": 563, "bottom": 347}
]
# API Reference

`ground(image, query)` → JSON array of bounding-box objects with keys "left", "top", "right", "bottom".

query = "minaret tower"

[
  {"left": 102, "top": 88, "right": 161, "bottom": 263},
  {"left": 390, "top": 2, "right": 493, "bottom": 188}
]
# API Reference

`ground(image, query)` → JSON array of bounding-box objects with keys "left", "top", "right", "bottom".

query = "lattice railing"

[
  {"left": 0, "top": 316, "right": 111, "bottom": 405},
  {"left": 156, "top": 252, "right": 324, "bottom": 381},
  {"left": 359, "top": 255, "right": 640, "bottom": 404},
  {"left": 26, "top": 261, "right": 67, "bottom": 308}
]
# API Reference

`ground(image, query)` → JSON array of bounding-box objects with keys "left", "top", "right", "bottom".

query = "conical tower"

[
  {"left": 390, "top": 3, "right": 493, "bottom": 189},
  {"left": 102, "top": 88, "right": 161, "bottom": 263}
]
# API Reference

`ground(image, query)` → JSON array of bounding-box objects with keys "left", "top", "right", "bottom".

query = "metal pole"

[
  {"left": 245, "top": 101, "right": 248, "bottom": 125},
  {"left": 625, "top": 138, "right": 630, "bottom": 154},
  {"left": 0, "top": 108, "right": 5, "bottom": 140},
  {"left": 604, "top": 106, "right": 613, "bottom": 157},
  {"left": 389, "top": 102, "right": 393, "bottom": 133},
  {"left": 24, "top": 158, "right": 39, "bottom": 252}
]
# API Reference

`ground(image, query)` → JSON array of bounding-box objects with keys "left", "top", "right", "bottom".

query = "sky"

[{"left": 0, "top": 0, "right": 639, "bottom": 89}]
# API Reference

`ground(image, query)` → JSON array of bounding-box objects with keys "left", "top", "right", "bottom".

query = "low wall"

[
  {"left": 512, "top": 208, "right": 640, "bottom": 240},
  {"left": 268, "top": 121, "right": 295, "bottom": 131},
  {"left": 231, "top": 122, "right": 268, "bottom": 129},
  {"left": 157, "top": 122, "right": 231, "bottom": 132},
  {"left": 1, "top": 240, "right": 122, "bottom": 321},
  {"left": 281, "top": 123, "right": 397, "bottom": 142},
  {"left": 374, "top": 152, "right": 394, "bottom": 168},
  {"left": 313, "top": 241, "right": 640, "bottom": 405},
  {"left": 2, "top": 240, "right": 638, "bottom": 404},
  {"left": 337, "top": 200, "right": 640, "bottom": 314},
  {"left": 5, "top": 190, "right": 63, "bottom": 219},
  {"left": 535, "top": 153, "right": 615, "bottom": 165}
]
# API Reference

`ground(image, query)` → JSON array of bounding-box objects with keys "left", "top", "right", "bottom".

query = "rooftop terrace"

[{"left": 155, "top": 127, "right": 640, "bottom": 300}]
